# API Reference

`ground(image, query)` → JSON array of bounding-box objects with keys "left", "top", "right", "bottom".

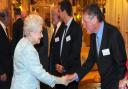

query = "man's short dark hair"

[
  {"left": 14, "top": 8, "right": 21, "bottom": 15},
  {"left": 59, "top": 0, "right": 72, "bottom": 16},
  {"left": 0, "top": 10, "right": 8, "bottom": 18},
  {"left": 83, "top": 3, "right": 104, "bottom": 22}
]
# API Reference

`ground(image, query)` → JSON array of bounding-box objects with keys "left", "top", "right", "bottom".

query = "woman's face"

[{"left": 30, "top": 25, "right": 43, "bottom": 45}]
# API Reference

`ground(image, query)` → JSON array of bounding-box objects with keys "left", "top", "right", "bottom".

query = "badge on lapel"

[
  {"left": 55, "top": 37, "right": 59, "bottom": 42},
  {"left": 66, "top": 35, "right": 71, "bottom": 42},
  {"left": 102, "top": 48, "right": 110, "bottom": 56}
]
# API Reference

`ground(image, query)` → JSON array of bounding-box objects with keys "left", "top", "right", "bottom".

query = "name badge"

[
  {"left": 66, "top": 35, "right": 71, "bottom": 42},
  {"left": 55, "top": 37, "right": 59, "bottom": 42},
  {"left": 102, "top": 48, "right": 110, "bottom": 56}
]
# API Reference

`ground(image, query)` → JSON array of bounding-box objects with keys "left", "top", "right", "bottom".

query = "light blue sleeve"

[{"left": 22, "top": 46, "right": 56, "bottom": 87}]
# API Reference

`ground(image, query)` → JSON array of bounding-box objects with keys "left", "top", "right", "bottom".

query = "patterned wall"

[
  {"left": 0, "top": 0, "right": 7, "bottom": 11},
  {"left": 105, "top": 0, "right": 128, "bottom": 47}
]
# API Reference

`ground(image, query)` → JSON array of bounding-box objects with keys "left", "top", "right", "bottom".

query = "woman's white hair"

[{"left": 23, "top": 14, "right": 43, "bottom": 36}]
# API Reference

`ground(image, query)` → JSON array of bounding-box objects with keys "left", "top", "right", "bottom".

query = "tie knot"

[{"left": 64, "top": 25, "right": 67, "bottom": 29}]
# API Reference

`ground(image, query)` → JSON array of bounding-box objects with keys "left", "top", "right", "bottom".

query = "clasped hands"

[
  {"left": 119, "top": 78, "right": 128, "bottom": 89},
  {"left": 56, "top": 64, "right": 78, "bottom": 86},
  {"left": 60, "top": 73, "right": 78, "bottom": 86}
]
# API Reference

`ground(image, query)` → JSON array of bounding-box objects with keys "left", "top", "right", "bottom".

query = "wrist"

[{"left": 74, "top": 73, "right": 79, "bottom": 81}]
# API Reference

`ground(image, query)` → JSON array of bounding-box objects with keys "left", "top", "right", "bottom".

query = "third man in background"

[
  {"left": 11, "top": 8, "right": 24, "bottom": 55},
  {"left": 55, "top": 0, "right": 82, "bottom": 89},
  {"left": 49, "top": 5, "right": 65, "bottom": 77}
]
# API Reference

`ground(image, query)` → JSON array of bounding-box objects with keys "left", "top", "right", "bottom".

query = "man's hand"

[
  {"left": 0, "top": 73, "right": 7, "bottom": 81},
  {"left": 119, "top": 78, "right": 128, "bottom": 89},
  {"left": 56, "top": 64, "right": 64, "bottom": 73},
  {"left": 65, "top": 73, "right": 78, "bottom": 82},
  {"left": 60, "top": 73, "right": 78, "bottom": 86},
  {"left": 126, "top": 80, "right": 128, "bottom": 88}
]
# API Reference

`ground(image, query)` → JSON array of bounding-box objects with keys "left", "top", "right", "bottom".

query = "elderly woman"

[{"left": 10, "top": 14, "right": 69, "bottom": 89}]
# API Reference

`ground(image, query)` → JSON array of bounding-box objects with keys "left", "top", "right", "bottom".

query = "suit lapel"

[
  {"left": 65, "top": 19, "right": 74, "bottom": 36},
  {"left": 56, "top": 23, "right": 65, "bottom": 37},
  {"left": 63, "top": 19, "right": 74, "bottom": 43},
  {"left": 51, "top": 22, "right": 64, "bottom": 43},
  {"left": 99, "top": 23, "right": 108, "bottom": 56},
  {"left": 0, "top": 24, "right": 8, "bottom": 38}
]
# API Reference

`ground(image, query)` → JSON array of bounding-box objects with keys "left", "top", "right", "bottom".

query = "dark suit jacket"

[
  {"left": 49, "top": 22, "right": 65, "bottom": 75},
  {"left": 60, "top": 19, "right": 82, "bottom": 74},
  {"left": 77, "top": 22, "right": 127, "bottom": 89},
  {"left": 0, "top": 24, "right": 12, "bottom": 89},
  {"left": 11, "top": 18, "right": 23, "bottom": 55},
  {"left": 0, "top": 24, "right": 11, "bottom": 75},
  {"left": 35, "top": 28, "right": 49, "bottom": 71}
]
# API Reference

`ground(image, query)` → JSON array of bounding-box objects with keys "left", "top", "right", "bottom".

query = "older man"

[
  {"left": 11, "top": 8, "right": 24, "bottom": 55},
  {"left": 0, "top": 10, "right": 12, "bottom": 89},
  {"left": 70, "top": 3, "right": 127, "bottom": 89},
  {"left": 49, "top": 5, "right": 65, "bottom": 76}
]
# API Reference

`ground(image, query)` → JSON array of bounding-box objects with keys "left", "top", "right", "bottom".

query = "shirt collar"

[
  {"left": 66, "top": 18, "right": 73, "bottom": 28},
  {"left": 57, "top": 21, "right": 61, "bottom": 29},
  {"left": 96, "top": 21, "right": 104, "bottom": 38},
  {"left": 54, "top": 21, "right": 62, "bottom": 35},
  {"left": 0, "top": 21, "right": 6, "bottom": 30}
]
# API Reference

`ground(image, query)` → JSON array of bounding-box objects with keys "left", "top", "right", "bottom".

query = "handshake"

[
  {"left": 56, "top": 73, "right": 78, "bottom": 86},
  {"left": 119, "top": 78, "right": 128, "bottom": 89},
  {"left": 54, "top": 64, "right": 78, "bottom": 86}
]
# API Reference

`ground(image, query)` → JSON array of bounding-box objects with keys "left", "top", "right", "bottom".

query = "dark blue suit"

[
  {"left": 77, "top": 22, "right": 127, "bottom": 89},
  {"left": 49, "top": 22, "right": 65, "bottom": 76},
  {"left": 58, "top": 19, "right": 82, "bottom": 89},
  {"left": 0, "top": 24, "right": 11, "bottom": 89}
]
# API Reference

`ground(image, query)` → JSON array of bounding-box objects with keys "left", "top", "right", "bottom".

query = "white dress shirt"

[{"left": 54, "top": 21, "right": 62, "bottom": 35}]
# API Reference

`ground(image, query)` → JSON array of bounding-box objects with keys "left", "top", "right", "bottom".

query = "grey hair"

[{"left": 23, "top": 14, "right": 43, "bottom": 36}]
